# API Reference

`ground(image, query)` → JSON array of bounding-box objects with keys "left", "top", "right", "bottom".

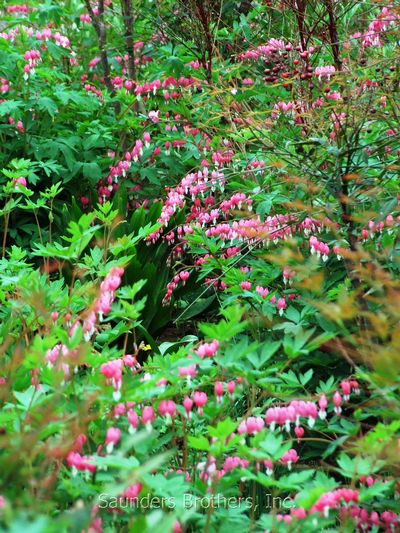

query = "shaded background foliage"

[{"left": 0, "top": 0, "right": 399, "bottom": 532}]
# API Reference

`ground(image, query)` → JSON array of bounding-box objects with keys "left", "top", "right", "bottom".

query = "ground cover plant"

[{"left": 0, "top": 0, "right": 399, "bottom": 532}]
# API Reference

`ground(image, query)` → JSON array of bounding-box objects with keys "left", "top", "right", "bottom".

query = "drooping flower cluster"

[
  {"left": 340, "top": 506, "right": 400, "bottom": 532},
  {"left": 238, "top": 38, "right": 287, "bottom": 61},
  {"left": 361, "top": 7, "right": 399, "bottom": 48},
  {"left": 45, "top": 344, "right": 76, "bottom": 381},
  {"left": 310, "top": 488, "right": 359, "bottom": 517},
  {"left": 95, "top": 266, "right": 124, "bottom": 320},
  {"left": 194, "top": 339, "right": 219, "bottom": 359},
  {"left": 66, "top": 452, "right": 96, "bottom": 477},
  {"left": 279, "top": 448, "right": 299, "bottom": 470},
  {"left": 101, "top": 359, "right": 124, "bottom": 401},
  {"left": 265, "top": 401, "right": 318, "bottom": 431},
  {"left": 309, "top": 236, "right": 330, "bottom": 261},
  {"left": 147, "top": 167, "right": 225, "bottom": 243},
  {"left": 0, "top": 78, "right": 10, "bottom": 94},
  {"left": 238, "top": 417, "right": 265, "bottom": 435},
  {"left": 6, "top": 4, "right": 29, "bottom": 14},
  {"left": 23, "top": 49, "right": 41, "bottom": 79},
  {"left": 314, "top": 65, "right": 336, "bottom": 80}
]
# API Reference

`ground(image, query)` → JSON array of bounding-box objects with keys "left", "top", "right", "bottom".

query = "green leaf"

[
  {"left": 188, "top": 435, "right": 210, "bottom": 451},
  {"left": 0, "top": 100, "right": 22, "bottom": 116},
  {"left": 177, "top": 295, "right": 216, "bottom": 321},
  {"left": 37, "top": 97, "right": 58, "bottom": 117},
  {"left": 82, "top": 162, "right": 102, "bottom": 183},
  {"left": 208, "top": 418, "right": 237, "bottom": 440}
]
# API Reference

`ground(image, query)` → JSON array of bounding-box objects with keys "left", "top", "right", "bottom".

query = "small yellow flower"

[{"left": 139, "top": 342, "right": 151, "bottom": 351}]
